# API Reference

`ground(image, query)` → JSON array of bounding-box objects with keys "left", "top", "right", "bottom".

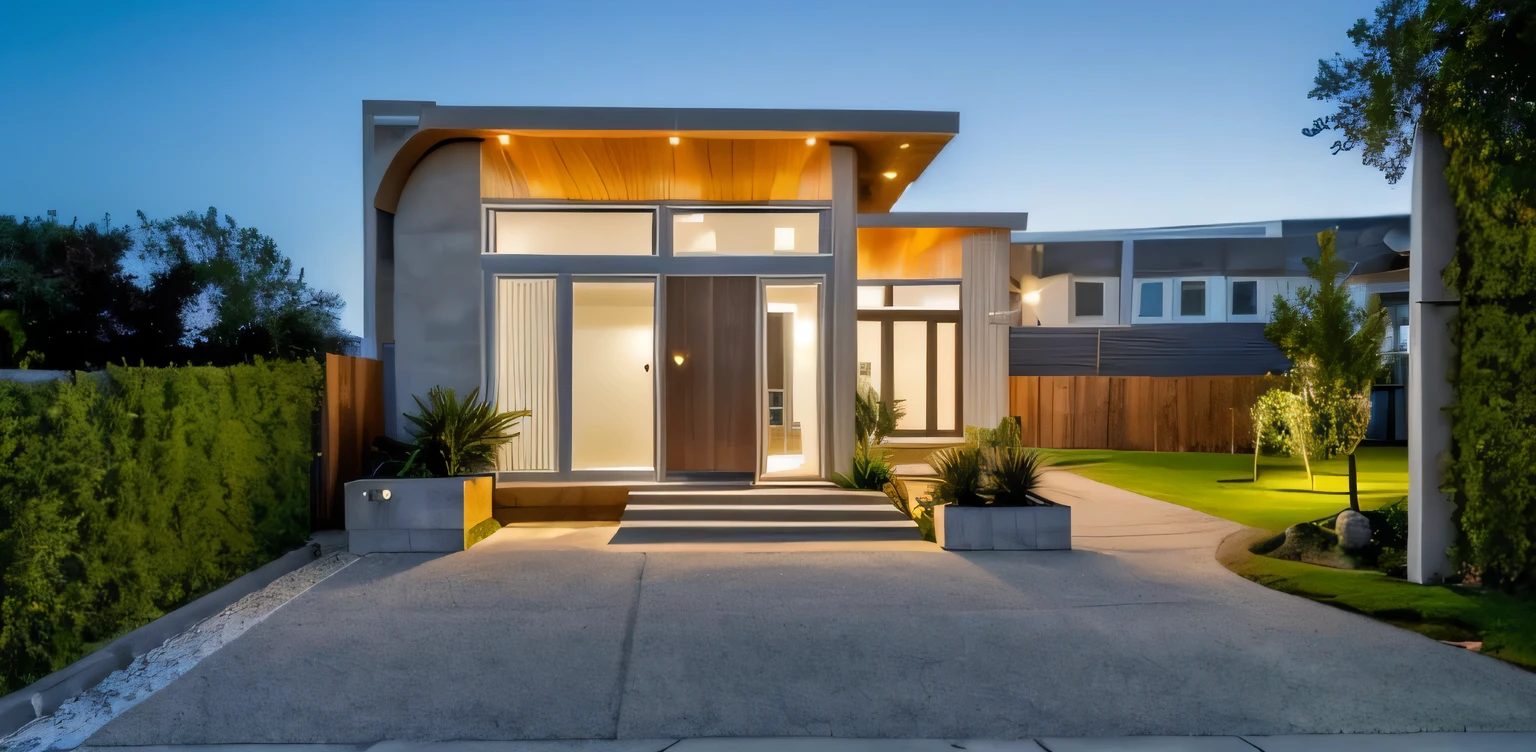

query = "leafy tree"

[
  {"left": 1265, "top": 230, "right": 1389, "bottom": 508},
  {"left": 0, "top": 213, "right": 197, "bottom": 369},
  {"left": 136, "top": 208, "right": 351, "bottom": 363},
  {"left": 1308, "top": 0, "right": 1536, "bottom": 585}
]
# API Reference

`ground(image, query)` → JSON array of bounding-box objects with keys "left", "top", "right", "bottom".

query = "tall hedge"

[{"left": 0, "top": 359, "right": 321, "bottom": 693}]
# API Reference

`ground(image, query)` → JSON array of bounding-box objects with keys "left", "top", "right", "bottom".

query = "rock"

[{"left": 1336, "top": 510, "right": 1372, "bottom": 551}]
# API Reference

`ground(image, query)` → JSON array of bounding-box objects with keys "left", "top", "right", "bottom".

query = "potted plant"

[
  {"left": 345, "top": 386, "right": 529, "bottom": 554},
  {"left": 928, "top": 420, "right": 1071, "bottom": 551}
]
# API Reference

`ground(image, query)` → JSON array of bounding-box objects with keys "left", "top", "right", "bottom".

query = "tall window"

[
  {"left": 1180, "top": 280, "right": 1206, "bottom": 317},
  {"left": 1230, "top": 280, "right": 1258, "bottom": 316},
  {"left": 495, "top": 277, "right": 558, "bottom": 471},
  {"left": 1074, "top": 281, "right": 1105, "bottom": 317}
]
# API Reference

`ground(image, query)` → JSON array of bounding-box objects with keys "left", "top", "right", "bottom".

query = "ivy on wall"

[{"left": 0, "top": 359, "right": 321, "bottom": 693}]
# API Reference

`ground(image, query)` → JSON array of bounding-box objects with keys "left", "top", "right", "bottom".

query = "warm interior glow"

[
  {"left": 674, "top": 211, "right": 821, "bottom": 254},
  {"left": 882, "top": 171, "right": 898, "bottom": 179},
  {"left": 1022, "top": 290, "right": 1041, "bottom": 306},
  {"left": 497, "top": 134, "right": 510, "bottom": 145},
  {"left": 494, "top": 211, "right": 653, "bottom": 256},
  {"left": 805, "top": 137, "right": 817, "bottom": 146},
  {"left": 763, "top": 284, "right": 821, "bottom": 479},
  {"left": 672, "top": 353, "right": 685, "bottom": 366},
  {"left": 571, "top": 282, "right": 655, "bottom": 471},
  {"left": 668, "top": 136, "right": 680, "bottom": 145}
]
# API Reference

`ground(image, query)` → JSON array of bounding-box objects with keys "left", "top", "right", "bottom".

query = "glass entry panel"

[
  {"left": 762, "top": 282, "right": 822, "bottom": 479},
  {"left": 855, "top": 288, "right": 962, "bottom": 436},
  {"left": 891, "top": 321, "right": 928, "bottom": 431},
  {"left": 572, "top": 280, "right": 655, "bottom": 471}
]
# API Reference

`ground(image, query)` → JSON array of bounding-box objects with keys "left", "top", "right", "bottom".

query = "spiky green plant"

[
  {"left": 854, "top": 380, "right": 905, "bottom": 449},
  {"left": 403, "top": 386, "right": 530, "bottom": 477},
  {"left": 832, "top": 445, "right": 894, "bottom": 490},
  {"left": 928, "top": 445, "right": 987, "bottom": 506},
  {"left": 988, "top": 447, "right": 1050, "bottom": 506}
]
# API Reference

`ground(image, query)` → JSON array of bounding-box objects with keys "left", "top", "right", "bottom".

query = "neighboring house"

[
  {"left": 361, "top": 101, "right": 1408, "bottom": 489},
  {"left": 362, "top": 102, "right": 1025, "bottom": 484},
  {"left": 1008, "top": 215, "right": 1411, "bottom": 441}
]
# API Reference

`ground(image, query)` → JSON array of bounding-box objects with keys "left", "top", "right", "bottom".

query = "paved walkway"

[{"left": 84, "top": 472, "right": 1536, "bottom": 745}]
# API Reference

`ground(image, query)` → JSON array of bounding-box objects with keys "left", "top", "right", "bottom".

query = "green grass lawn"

[
  {"left": 1039, "top": 445, "right": 1535, "bottom": 671},
  {"left": 1041, "top": 445, "right": 1408, "bottom": 532}
]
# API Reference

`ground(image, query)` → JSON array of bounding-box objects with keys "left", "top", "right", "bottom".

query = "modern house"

[
  {"left": 362, "top": 101, "right": 1410, "bottom": 497},
  {"left": 362, "top": 101, "right": 1026, "bottom": 489}
]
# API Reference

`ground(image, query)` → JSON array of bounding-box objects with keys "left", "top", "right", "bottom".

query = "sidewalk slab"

[
  {"left": 1245, "top": 731, "right": 1536, "bottom": 751},
  {"left": 1038, "top": 736, "right": 1254, "bottom": 751}
]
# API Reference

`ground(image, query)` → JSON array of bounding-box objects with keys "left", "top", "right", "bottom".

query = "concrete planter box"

[
  {"left": 934, "top": 496, "right": 1071, "bottom": 551},
  {"left": 344, "top": 474, "right": 496, "bottom": 554}
]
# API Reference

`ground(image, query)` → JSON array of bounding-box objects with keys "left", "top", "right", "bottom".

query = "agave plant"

[
  {"left": 988, "top": 447, "right": 1050, "bottom": 506},
  {"left": 831, "top": 445, "right": 895, "bottom": 490},
  {"left": 403, "top": 386, "right": 530, "bottom": 477},
  {"left": 928, "top": 445, "right": 987, "bottom": 506}
]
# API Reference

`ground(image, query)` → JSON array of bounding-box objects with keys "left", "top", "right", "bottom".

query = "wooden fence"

[
  {"left": 1009, "top": 375, "right": 1284, "bottom": 453},
  {"left": 315, "top": 353, "right": 385, "bottom": 530}
]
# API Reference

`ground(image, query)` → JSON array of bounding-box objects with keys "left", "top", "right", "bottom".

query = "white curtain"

[{"left": 496, "top": 277, "right": 558, "bottom": 471}]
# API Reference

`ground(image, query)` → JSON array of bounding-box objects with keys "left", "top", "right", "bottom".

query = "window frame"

[
  {"left": 668, "top": 206, "right": 832, "bottom": 256},
  {"left": 486, "top": 206, "right": 659, "bottom": 257},
  {"left": 1067, "top": 276, "right": 1116, "bottom": 325},
  {"left": 1227, "top": 277, "right": 1264, "bottom": 322}
]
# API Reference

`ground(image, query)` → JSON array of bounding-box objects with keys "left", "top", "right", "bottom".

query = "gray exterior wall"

[
  {"left": 391, "top": 140, "right": 483, "bottom": 438},
  {"left": 1009, "top": 323, "right": 1290, "bottom": 377}
]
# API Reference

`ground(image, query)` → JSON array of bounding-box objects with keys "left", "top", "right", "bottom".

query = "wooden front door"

[{"left": 664, "top": 276, "right": 757, "bottom": 474}]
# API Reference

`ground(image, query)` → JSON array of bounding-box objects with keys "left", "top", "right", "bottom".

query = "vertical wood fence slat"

[
  {"left": 317, "top": 353, "right": 385, "bottom": 530},
  {"left": 1006, "top": 374, "right": 1283, "bottom": 453}
]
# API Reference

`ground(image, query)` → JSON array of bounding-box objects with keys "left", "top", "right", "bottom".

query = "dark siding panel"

[{"left": 1010, "top": 324, "right": 1290, "bottom": 377}]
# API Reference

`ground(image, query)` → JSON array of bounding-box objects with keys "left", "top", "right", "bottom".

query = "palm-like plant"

[
  {"left": 928, "top": 445, "right": 987, "bottom": 506},
  {"left": 832, "top": 445, "right": 894, "bottom": 490},
  {"left": 854, "top": 381, "right": 905, "bottom": 450},
  {"left": 988, "top": 447, "right": 1050, "bottom": 506},
  {"left": 403, "top": 386, "right": 530, "bottom": 477}
]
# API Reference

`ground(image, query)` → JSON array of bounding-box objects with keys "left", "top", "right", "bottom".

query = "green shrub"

[
  {"left": 853, "top": 381, "right": 904, "bottom": 449},
  {"left": 929, "top": 445, "right": 987, "bottom": 506},
  {"left": 402, "top": 386, "right": 529, "bottom": 477},
  {"left": 0, "top": 360, "right": 321, "bottom": 693},
  {"left": 832, "top": 446, "right": 894, "bottom": 491},
  {"left": 988, "top": 447, "right": 1050, "bottom": 506},
  {"left": 965, "top": 417, "right": 1023, "bottom": 449}
]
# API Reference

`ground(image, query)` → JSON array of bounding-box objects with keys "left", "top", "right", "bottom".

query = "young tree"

[{"left": 1266, "top": 230, "right": 1389, "bottom": 509}]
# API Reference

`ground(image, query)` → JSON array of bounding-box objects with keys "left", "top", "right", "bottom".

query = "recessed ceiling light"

[
  {"left": 805, "top": 137, "right": 817, "bottom": 146},
  {"left": 669, "top": 136, "right": 680, "bottom": 145},
  {"left": 899, "top": 143, "right": 910, "bottom": 149},
  {"left": 497, "top": 134, "right": 510, "bottom": 145},
  {"left": 882, "top": 171, "right": 898, "bottom": 179}
]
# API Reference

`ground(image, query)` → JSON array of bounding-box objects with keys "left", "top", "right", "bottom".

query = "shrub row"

[{"left": 0, "top": 360, "right": 321, "bottom": 693}]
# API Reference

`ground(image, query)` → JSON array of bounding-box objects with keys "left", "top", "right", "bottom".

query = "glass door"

[
  {"left": 762, "top": 281, "right": 822, "bottom": 479},
  {"left": 571, "top": 279, "right": 656, "bottom": 471}
]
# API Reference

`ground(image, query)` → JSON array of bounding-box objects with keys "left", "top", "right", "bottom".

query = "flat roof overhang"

[
  {"left": 370, "top": 103, "right": 960, "bottom": 214},
  {"left": 859, "top": 212, "right": 1028, "bottom": 231}
]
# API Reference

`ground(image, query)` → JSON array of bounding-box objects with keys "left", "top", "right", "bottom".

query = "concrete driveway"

[{"left": 88, "top": 472, "right": 1536, "bottom": 744}]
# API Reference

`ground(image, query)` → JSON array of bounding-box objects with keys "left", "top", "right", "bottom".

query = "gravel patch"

[{"left": 0, "top": 551, "right": 357, "bottom": 752}]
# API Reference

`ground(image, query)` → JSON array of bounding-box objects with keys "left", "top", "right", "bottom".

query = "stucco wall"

[{"left": 391, "top": 140, "right": 483, "bottom": 438}]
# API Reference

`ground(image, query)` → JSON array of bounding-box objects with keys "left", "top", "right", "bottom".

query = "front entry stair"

[{"left": 613, "top": 487, "right": 920, "bottom": 543}]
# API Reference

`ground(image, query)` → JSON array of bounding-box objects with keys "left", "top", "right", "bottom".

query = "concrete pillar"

[
  {"left": 829, "top": 146, "right": 858, "bottom": 477},
  {"left": 1408, "top": 128, "right": 1458, "bottom": 584},
  {"left": 962, "top": 230, "right": 1012, "bottom": 430},
  {"left": 1119, "top": 240, "right": 1135, "bottom": 325}
]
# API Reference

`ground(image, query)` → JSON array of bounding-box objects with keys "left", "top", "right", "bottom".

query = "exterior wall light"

[
  {"left": 669, "top": 136, "right": 681, "bottom": 145},
  {"left": 364, "top": 488, "right": 392, "bottom": 502},
  {"left": 497, "top": 134, "right": 510, "bottom": 145},
  {"left": 1022, "top": 291, "right": 1041, "bottom": 305},
  {"left": 673, "top": 354, "right": 685, "bottom": 366}
]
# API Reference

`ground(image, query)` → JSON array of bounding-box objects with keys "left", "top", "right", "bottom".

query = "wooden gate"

[{"left": 315, "top": 353, "right": 385, "bottom": 530}]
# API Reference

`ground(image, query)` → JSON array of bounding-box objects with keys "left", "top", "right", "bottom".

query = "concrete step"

[{"left": 617, "top": 487, "right": 918, "bottom": 543}]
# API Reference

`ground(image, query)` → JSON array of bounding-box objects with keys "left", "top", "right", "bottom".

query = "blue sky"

[{"left": 0, "top": 0, "right": 1405, "bottom": 334}]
